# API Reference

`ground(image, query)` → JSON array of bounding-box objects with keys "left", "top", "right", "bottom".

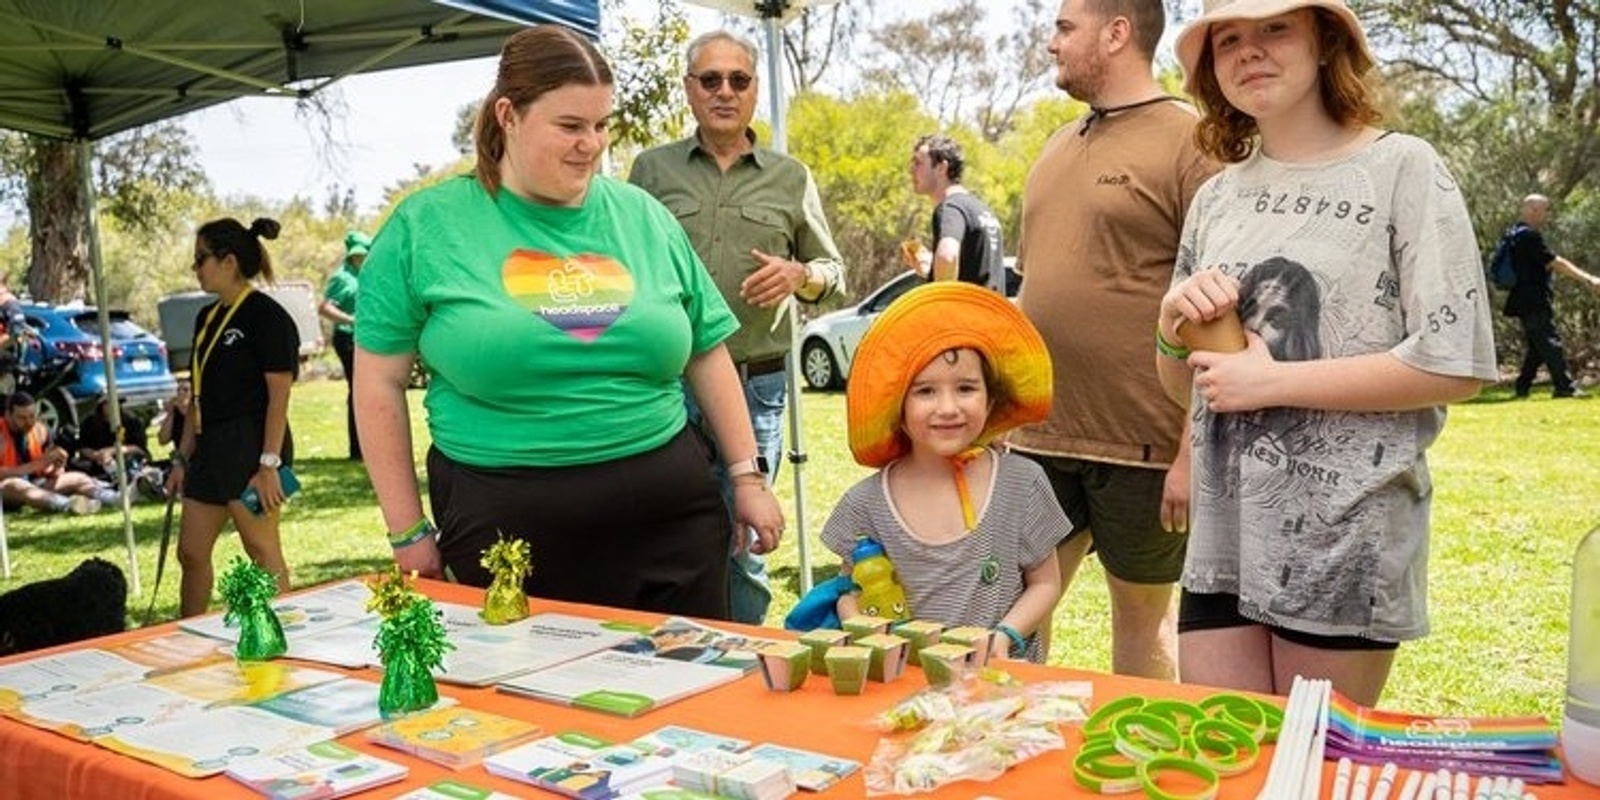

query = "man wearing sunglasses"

[{"left": 630, "top": 29, "right": 846, "bottom": 626}]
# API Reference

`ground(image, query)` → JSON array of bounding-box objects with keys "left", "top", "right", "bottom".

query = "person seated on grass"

[
  {"left": 0, "top": 391, "right": 119, "bottom": 515},
  {"left": 819, "top": 282, "right": 1071, "bottom": 663},
  {"left": 65, "top": 394, "right": 164, "bottom": 500}
]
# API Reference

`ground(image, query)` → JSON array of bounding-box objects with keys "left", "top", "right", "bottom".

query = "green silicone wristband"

[
  {"left": 1199, "top": 692, "right": 1268, "bottom": 743},
  {"left": 1083, "top": 694, "right": 1148, "bottom": 742},
  {"left": 1187, "top": 717, "right": 1260, "bottom": 776},
  {"left": 1112, "top": 711, "right": 1186, "bottom": 763},
  {"left": 1072, "top": 741, "right": 1143, "bottom": 794},
  {"left": 1139, "top": 755, "right": 1220, "bottom": 800},
  {"left": 1143, "top": 699, "right": 1206, "bottom": 736},
  {"left": 387, "top": 517, "right": 437, "bottom": 549},
  {"left": 1156, "top": 322, "right": 1192, "bottom": 359},
  {"left": 1254, "top": 698, "right": 1284, "bottom": 744}
]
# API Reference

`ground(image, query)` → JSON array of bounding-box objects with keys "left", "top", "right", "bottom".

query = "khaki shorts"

[{"left": 1021, "top": 453, "right": 1186, "bottom": 584}]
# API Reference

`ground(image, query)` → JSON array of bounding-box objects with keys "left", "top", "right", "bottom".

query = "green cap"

[{"left": 344, "top": 230, "right": 372, "bottom": 258}]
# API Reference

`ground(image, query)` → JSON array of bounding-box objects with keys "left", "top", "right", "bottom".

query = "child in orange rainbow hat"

[{"left": 820, "top": 282, "right": 1072, "bottom": 663}]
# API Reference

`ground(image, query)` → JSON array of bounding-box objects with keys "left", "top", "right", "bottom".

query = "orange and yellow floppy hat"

[{"left": 846, "top": 282, "right": 1053, "bottom": 468}]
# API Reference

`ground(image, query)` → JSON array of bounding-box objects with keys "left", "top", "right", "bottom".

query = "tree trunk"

[{"left": 26, "top": 138, "right": 87, "bottom": 303}]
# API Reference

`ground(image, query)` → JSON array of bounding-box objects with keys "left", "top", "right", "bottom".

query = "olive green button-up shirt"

[{"left": 629, "top": 132, "right": 845, "bottom": 364}]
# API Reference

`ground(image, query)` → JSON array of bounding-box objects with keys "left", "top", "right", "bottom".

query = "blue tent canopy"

[{"left": 0, "top": 0, "right": 601, "bottom": 141}]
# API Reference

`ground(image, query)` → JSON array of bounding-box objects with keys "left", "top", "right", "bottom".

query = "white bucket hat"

[{"left": 1175, "top": 0, "right": 1374, "bottom": 93}]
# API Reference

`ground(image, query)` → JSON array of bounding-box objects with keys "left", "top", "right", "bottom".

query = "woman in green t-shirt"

[{"left": 354, "top": 25, "right": 784, "bottom": 620}]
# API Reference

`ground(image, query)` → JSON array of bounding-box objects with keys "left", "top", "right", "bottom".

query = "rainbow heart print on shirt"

[{"left": 503, "top": 250, "right": 634, "bottom": 342}]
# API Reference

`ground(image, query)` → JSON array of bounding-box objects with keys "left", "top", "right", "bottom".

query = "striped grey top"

[{"left": 821, "top": 447, "right": 1073, "bottom": 662}]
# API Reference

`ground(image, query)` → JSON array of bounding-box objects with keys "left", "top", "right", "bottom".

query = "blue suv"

[{"left": 17, "top": 303, "right": 178, "bottom": 432}]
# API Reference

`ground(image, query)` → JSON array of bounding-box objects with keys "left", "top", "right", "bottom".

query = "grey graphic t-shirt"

[{"left": 1173, "top": 132, "right": 1497, "bottom": 641}]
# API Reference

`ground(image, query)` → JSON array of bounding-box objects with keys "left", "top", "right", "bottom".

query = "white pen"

[
  {"left": 1505, "top": 778, "right": 1524, "bottom": 800},
  {"left": 1451, "top": 770, "right": 1469, "bottom": 800},
  {"left": 1371, "top": 762, "right": 1400, "bottom": 800},
  {"left": 1352, "top": 763, "right": 1374, "bottom": 800},
  {"left": 1473, "top": 775, "right": 1491, "bottom": 800},
  {"left": 1396, "top": 770, "right": 1424, "bottom": 800},
  {"left": 1333, "top": 757, "right": 1354, "bottom": 800},
  {"left": 1416, "top": 772, "right": 1439, "bottom": 800},
  {"left": 1434, "top": 769, "right": 1452, "bottom": 800}
]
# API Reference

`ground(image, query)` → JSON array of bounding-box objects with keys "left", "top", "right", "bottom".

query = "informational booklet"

[
  {"left": 366, "top": 705, "right": 543, "bottom": 769},
  {"left": 143, "top": 660, "right": 345, "bottom": 706},
  {"left": 96, "top": 705, "right": 336, "bottom": 777},
  {"left": 432, "top": 606, "right": 641, "bottom": 687},
  {"left": 744, "top": 744, "right": 860, "bottom": 792},
  {"left": 250, "top": 676, "right": 413, "bottom": 736},
  {"left": 632, "top": 724, "right": 751, "bottom": 756},
  {"left": 496, "top": 650, "right": 746, "bottom": 718},
  {"left": 8, "top": 681, "right": 208, "bottom": 740},
  {"left": 180, "top": 579, "right": 375, "bottom": 643},
  {"left": 390, "top": 778, "right": 528, "bottom": 800},
  {"left": 484, "top": 730, "right": 680, "bottom": 800},
  {"left": 610, "top": 617, "right": 781, "bottom": 674},
  {"left": 103, "top": 631, "right": 233, "bottom": 676},
  {"left": 0, "top": 649, "right": 149, "bottom": 710},
  {"left": 225, "top": 740, "right": 408, "bottom": 799}
]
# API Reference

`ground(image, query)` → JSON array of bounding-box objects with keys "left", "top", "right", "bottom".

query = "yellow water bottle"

[{"left": 851, "top": 536, "right": 911, "bottom": 621}]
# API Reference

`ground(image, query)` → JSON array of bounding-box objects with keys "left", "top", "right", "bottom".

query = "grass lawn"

[{"left": 2, "top": 373, "right": 1592, "bottom": 722}]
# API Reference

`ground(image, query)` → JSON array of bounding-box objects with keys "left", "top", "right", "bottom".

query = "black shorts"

[
  {"left": 426, "top": 425, "right": 732, "bottom": 619},
  {"left": 186, "top": 415, "right": 294, "bottom": 505},
  {"left": 1178, "top": 590, "right": 1399, "bottom": 652},
  {"left": 1022, "top": 453, "right": 1186, "bottom": 583}
]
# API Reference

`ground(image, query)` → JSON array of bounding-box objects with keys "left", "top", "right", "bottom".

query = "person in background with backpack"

[{"left": 1504, "top": 194, "right": 1600, "bottom": 399}]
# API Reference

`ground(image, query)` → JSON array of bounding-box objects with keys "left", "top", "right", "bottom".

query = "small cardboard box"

[
  {"left": 824, "top": 645, "right": 870, "bottom": 696},
  {"left": 757, "top": 641, "right": 812, "bottom": 692},
  {"left": 841, "top": 615, "right": 894, "bottom": 642},
  {"left": 940, "top": 625, "right": 998, "bottom": 667},
  {"left": 919, "top": 642, "right": 977, "bottom": 688},
  {"left": 798, "top": 629, "right": 850, "bottom": 676},
  {"left": 891, "top": 620, "right": 946, "bottom": 664},
  {"left": 855, "top": 633, "right": 909, "bottom": 683}
]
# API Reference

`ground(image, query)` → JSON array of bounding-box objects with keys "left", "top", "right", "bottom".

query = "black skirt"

[{"left": 186, "top": 415, "right": 293, "bottom": 506}]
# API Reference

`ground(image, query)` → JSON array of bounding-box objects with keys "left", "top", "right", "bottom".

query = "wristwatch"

[
  {"left": 726, "top": 455, "right": 769, "bottom": 480},
  {"left": 258, "top": 452, "right": 283, "bottom": 470}
]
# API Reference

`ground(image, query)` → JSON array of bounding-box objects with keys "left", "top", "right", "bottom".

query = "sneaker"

[
  {"left": 1554, "top": 388, "right": 1590, "bottom": 399},
  {"left": 68, "top": 495, "right": 101, "bottom": 515}
]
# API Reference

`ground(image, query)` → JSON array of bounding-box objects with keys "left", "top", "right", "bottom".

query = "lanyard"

[{"left": 191, "top": 285, "right": 252, "bottom": 428}]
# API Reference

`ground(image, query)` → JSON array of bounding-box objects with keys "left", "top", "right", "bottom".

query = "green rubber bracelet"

[
  {"left": 1187, "top": 717, "right": 1260, "bottom": 776},
  {"left": 1111, "top": 711, "right": 1186, "bottom": 763},
  {"left": 1139, "top": 755, "right": 1220, "bottom": 800},
  {"left": 1199, "top": 692, "right": 1268, "bottom": 743},
  {"left": 1143, "top": 699, "right": 1206, "bottom": 736},
  {"left": 1082, "top": 694, "right": 1147, "bottom": 742},
  {"left": 1156, "top": 323, "right": 1192, "bottom": 359},
  {"left": 387, "top": 517, "right": 437, "bottom": 549},
  {"left": 1254, "top": 698, "right": 1284, "bottom": 744},
  {"left": 1072, "top": 741, "right": 1142, "bottom": 794}
]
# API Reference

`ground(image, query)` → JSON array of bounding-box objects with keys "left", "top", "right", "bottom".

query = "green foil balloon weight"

[
  {"left": 218, "top": 556, "right": 286, "bottom": 661},
  {"left": 480, "top": 536, "right": 532, "bottom": 625},
  {"left": 367, "top": 569, "right": 453, "bottom": 719}
]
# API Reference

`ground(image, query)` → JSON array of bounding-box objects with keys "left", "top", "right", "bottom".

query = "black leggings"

[
  {"left": 1179, "top": 590, "right": 1398, "bottom": 652},
  {"left": 426, "top": 426, "right": 732, "bottom": 619}
]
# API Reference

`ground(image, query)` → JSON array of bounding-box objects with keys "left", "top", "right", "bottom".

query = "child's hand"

[
  {"left": 988, "top": 633, "right": 1013, "bottom": 662},
  {"left": 1160, "top": 267, "right": 1239, "bottom": 340}
]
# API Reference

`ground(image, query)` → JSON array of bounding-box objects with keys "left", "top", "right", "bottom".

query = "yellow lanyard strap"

[{"left": 191, "top": 285, "right": 252, "bottom": 428}]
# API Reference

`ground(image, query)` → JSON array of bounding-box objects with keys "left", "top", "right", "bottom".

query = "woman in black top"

[{"left": 167, "top": 217, "right": 300, "bottom": 617}]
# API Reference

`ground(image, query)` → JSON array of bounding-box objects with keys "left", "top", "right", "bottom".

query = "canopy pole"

[{"left": 77, "top": 139, "right": 141, "bottom": 598}]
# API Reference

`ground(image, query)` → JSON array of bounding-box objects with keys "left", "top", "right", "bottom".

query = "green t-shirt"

[
  {"left": 323, "top": 263, "right": 359, "bottom": 335},
  {"left": 357, "top": 175, "right": 738, "bottom": 467}
]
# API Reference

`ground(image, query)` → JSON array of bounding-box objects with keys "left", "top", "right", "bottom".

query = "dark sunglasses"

[
  {"left": 192, "top": 250, "right": 222, "bottom": 270},
  {"left": 687, "top": 70, "right": 753, "bottom": 93}
]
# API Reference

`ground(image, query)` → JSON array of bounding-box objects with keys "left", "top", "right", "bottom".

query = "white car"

[{"left": 799, "top": 261, "right": 1020, "bottom": 390}]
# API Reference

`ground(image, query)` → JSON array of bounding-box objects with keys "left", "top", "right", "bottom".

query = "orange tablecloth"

[{"left": 0, "top": 578, "right": 1588, "bottom": 799}]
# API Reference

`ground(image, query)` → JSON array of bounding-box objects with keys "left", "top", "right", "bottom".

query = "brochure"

[
  {"left": 496, "top": 649, "right": 746, "bottom": 718},
  {"left": 250, "top": 676, "right": 417, "bottom": 736},
  {"left": 8, "top": 681, "right": 207, "bottom": 740},
  {"left": 96, "top": 704, "right": 336, "bottom": 777},
  {"left": 225, "top": 740, "right": 408, "bottom": 799},
  {"left": 744, "top": 743, "right": 860, "bottom": 792},
  {"left": 610, "top": 617, "right": 781, "bottom": 674},
  {"left": 0, "top": 649, "right": 149, "bottom": 710},
  {"left": 484, "top": 730, "right": 679, "bottom": 800},
  {"left": 103, "top": 631, "right": 233, "bottom": 676},
  {"left": 180, "top": 579, "right": 374, "bottom": 643},
  {"left": 390, "top": 778, "right": 528, "bottom": 800},
  {"left": 366, "top": 705, "right": 543, "bottom": 769},
  {"left": 143, "top": 660, "right": 345, "bottom": 706},
  {"left": 632, "top": 724, "right": 751, "bottom": 756},
  {"left": 432, "top": 606, "right": 641, "bottom": 687}
]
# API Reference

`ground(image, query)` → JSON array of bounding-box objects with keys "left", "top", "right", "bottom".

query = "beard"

[{"left": 1054, "top": 53, "right": 1107, "bottom": 105}]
